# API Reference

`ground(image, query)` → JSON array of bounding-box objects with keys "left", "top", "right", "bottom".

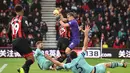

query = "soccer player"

[
  {"left": 45, "top": 25, "right": 127, "bottom": 73},
  {"left": 59, "top": 12, "right": 80, "bottom": 63},
  {"left": 57, "top": 25, "right": 70, "bottom": 63},
  {"left": 7, "top": 4, "right": 34, "bottom": 73},
  {"left": 34, "top": 41, "right": 54, "bottom": 70}
]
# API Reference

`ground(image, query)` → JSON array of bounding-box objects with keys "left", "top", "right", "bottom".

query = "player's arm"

[
  {"left": 34, "top": 49, "right": 41, "bottom": 57},
  {"left": 22, "top": 16, "right": 29, "bottom": 36},
  {"left": 82, "top": 25, "right": 90, "bottom": 51},
  {"left": 44, "top": 54, "right": 64, "bottom": 67},
  {"left": 7, "top": 24, "right": 12, "bottom": 42},
  {"left": 59, "top": 14, "right": 67, "bottom": 22},
  {"left": 79, "top": 26, "right": 85, "bottom": 32},
  {"left": 78, "top": 25, "right": 90, "bottom": 58},
  {"left": 59, "top": 20, "right": 69, "bottom": 27}
]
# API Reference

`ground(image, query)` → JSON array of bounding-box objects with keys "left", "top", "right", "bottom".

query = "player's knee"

[
  {"left": 26, "top": 55, "right": 35, "bottom": 63},
  {"left": 65, "top": 48, "right": 71, "bottom": 54}
]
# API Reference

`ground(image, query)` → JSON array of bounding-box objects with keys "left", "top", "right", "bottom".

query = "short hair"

[
  {"left": 70, "top": 51, "right": 77, "bottom": 59},
  {"left": 67, "top": 12, "right": 75, "bottom": 17},
  {"left": 67, "top": 12, "right": 77, "bottom": 18},
  {"left": 36, "top": 41, "right": 43, "bottom": 45},
  {"left": 15, "top": 4, "right": 23, "bottom": 12}
]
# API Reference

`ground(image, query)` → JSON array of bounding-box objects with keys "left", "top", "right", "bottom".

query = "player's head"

[
  {"left": 15, "top": 4, "right": 24, "bottom": 15},
  {"left": 67, "top": 12, "right": 75, "bottom": 21},
  {"left": 70, "top": 51, "right": 77, "bottom": 60},
  {"left": 36, "top": 41, "right": 43, "bottom": 49}
]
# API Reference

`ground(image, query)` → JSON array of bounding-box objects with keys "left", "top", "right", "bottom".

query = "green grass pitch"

[{"left": 0, "top": 58, "right": 129, "bottom": 73}]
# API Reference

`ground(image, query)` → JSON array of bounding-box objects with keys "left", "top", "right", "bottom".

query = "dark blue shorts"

[{"left": 68, "top": 39, "right": 80, "bottom": 50}]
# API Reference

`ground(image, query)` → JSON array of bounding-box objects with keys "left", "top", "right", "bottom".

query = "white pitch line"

[
  {"left": 101, "top": 58, "right": 130, "bottom": 64},
  {"left": 0, "top": 64, "right": 8, "bottom": 73}
]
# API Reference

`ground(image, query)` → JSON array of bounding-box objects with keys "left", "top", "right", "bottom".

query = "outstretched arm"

[
  {"left": 59, "top": 20, "right": 69, "bottom": 27},
  {"left": 82, "top": 25, "right": 90, "bottom": 51},
  {"left": 44, "top": 54, "right": 64, "bottom": 67}
]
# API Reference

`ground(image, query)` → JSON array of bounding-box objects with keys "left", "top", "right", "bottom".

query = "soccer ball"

[{"left": 53, "top": 9, "right": 59, "bottom": 16}]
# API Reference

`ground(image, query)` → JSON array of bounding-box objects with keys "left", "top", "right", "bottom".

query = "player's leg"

[
  {"left": 94, "top": 60, "right": 127, "bottom": 73},
  {"left": 57, "top": 38, "right": 69, "bottom": 62},
  {"left": 104, "top": 60, "right": 127, "bottom": 68},
  {"left": 65, "top": 39, "right": 80, "bottom": 63},
  {"left": 94, "top": 63, "right": 106, "bottom": 73},
  {"left": 14, "top": 38, "right": 34, "bottom": 73},
  {"left": 42, "top": 60, "right": 53, "bottom": 70}
]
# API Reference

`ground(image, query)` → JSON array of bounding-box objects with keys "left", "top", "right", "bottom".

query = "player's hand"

[
  {"left": 79, "top": 26, "right": 83, "bottom": 31},
  {"left": 85, "top": 25, "right": 90, "bottom": 33},
  {"left": 59, "top": 20, "right": 63, "bottom": 24}
]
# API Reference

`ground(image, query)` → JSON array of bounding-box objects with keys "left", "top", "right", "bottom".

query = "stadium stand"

[
  {"left": 0, "top": 0, "right": 48, "bottom": 47},
  {"left": 0, "top": 0, "right": 130, "bottom": 49},
  {"left": 55, "top": 0, "right": 130, "bottom": 48}
]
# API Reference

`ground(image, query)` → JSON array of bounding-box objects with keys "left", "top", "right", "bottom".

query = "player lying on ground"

[
  {"left": 34, "top": 41, "right": 56, "bottom": 70},
  {"left": 8, "top": 4, "right": 34, "bottom": 73},
  {"left": 45, "top": 25, "right": 127, "bottom": 73}
]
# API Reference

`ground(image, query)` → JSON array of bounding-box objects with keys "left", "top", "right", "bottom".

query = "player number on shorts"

[
  {"left": 11, "top": 23, "right": 19, "bottom": 35},
  {"left": 75, "top": 63, "right": 83, "bottom": 73}
]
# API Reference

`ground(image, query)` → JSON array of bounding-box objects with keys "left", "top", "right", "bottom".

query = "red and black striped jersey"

[
  {"left": 59, "top": 26, "right": 70, "bottom": 39},
  {"left": 9, "top": 15, "right": 28, "bottom": 40}
]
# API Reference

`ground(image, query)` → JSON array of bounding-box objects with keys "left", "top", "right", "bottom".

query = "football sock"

[
  {"left": 66, "top": 55, "right": 71, "bottom": 63},
  {"left": 110, "top": 62, "right": 123, "bottom": 68},
  {"left": 22, "top": 60, "right": 33, "bottom": 73}
]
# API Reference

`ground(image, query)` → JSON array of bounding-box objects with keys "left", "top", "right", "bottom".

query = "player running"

[
  {"left": 45, "top": 25, "right": 127, "bottom": 73},
  {"left": 34, "top": 41, "right": 55, "bottom": 70},
  {"left": 59, "top": 12, "right": 80, "bottom": 63},
  {"left": 7, "top": 4, "right": 34, "bottom": 73}
]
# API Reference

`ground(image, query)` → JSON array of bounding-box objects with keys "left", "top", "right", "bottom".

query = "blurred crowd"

[
  {"left": 0, "top": 0, "right": 48, "bottom": 47},
  {"left": 56, "top": 0, "right": 130, "bottom": 49}
]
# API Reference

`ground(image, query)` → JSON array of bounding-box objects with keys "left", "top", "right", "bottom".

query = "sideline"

[
  {"left": 0, "top": 64, "right": 8, "bottom": 73},
  {"left": 101, "top": 58, "right": 130, "bottom": 64}
]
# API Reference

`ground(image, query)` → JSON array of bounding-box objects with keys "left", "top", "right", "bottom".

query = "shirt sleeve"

[
  {"left": 63, "top": 63, "right": 72, "bottom": 69},
  {"left": 22, "top": 16, "right": 29, "bottom": 36},
  {"left": 78, "top": 50, "right": 87, "bottom": 59},
  {"left": 34, "top": 49, "right": 40, "bottom": 58},
  {"left": 7, "top": 24, "right": 12, "bottom": 42},
  {"left": 68, "top": 21, "right": 74, "bottom": 27}
]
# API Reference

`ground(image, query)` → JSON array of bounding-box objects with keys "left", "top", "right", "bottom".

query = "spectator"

[
  {"left": 28, "top": 13, "right": 33, "bottom": 22},
  {"left": 120, "top": 41, "right": 127, "bottom": 48},
  {"left": 8, "top": 0, "right": 14, "bottom": 10},
  {"left": 88, "top": 39, "right": 93, "bottom": 47},
  {"left": 35, "top": 33, "right": 43, "bottom": 42},
  {"left": 21, "top": 1, "right": 29, "bottom": 16},
  {"left": 28, "top": 34, "right": 35, "bottom": 47},
  {"left": 13, "top": 0, "right": 20, "bottom": 5},
  {"left": 1, "top": 0, "right": 8, "bottom": 11},
  {"left": 56, "top": 0, "right": 61, "bottom": 7},
  {"left": 94, "top": 38, "right": 100, "bottom": 47},
  {"left": 91, "top": 21, "right": 99, "bottom": 33},
  {"left": 31, "top": 0, "right": 41, "bottom": 11},
  {"left": 71, "top": 3, "right": 77, "bottom": 12},
  {"left": 0, "top": 28, "right": 9, "bottom": 46},
  {"left": 1, "top": 12, "right": 9, "bottom": 26},
  {"left": 113, "top": 37, "right": 121, "bottom": 49},
  {"left": 118, "top": 28, "right": 126, "bottom": 39},
  {"left": 126, "top": 36, "right": 130, "bottom": 48},
  {"left": 40, "top": 21, "right": 48, "bottom": 40}
]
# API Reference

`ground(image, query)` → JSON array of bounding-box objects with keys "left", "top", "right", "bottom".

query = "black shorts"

[
  {"left": 57, "top": 37, "right": 69, "bottom": 54},
  {"left": 12, "top": 38, "right": 32, "bottom": 57}
]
